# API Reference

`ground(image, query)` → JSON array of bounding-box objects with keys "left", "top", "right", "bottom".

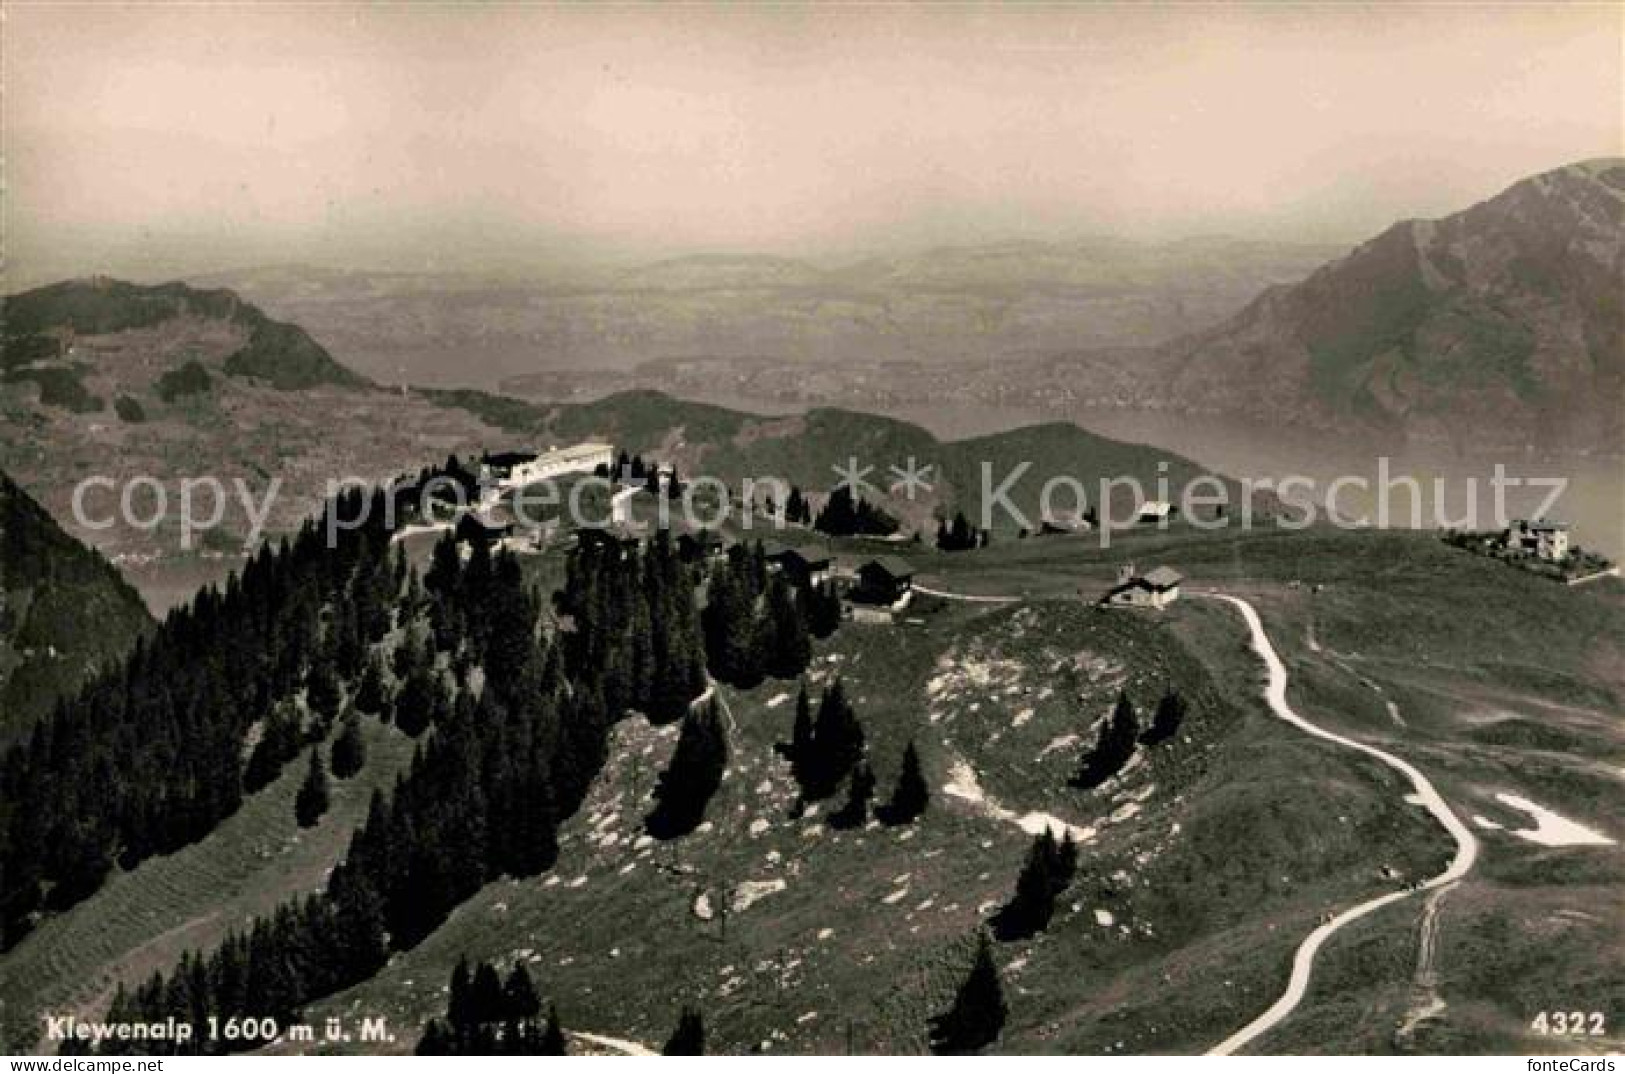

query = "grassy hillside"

[
  {"left": 1, "top": 278, "right": 367, "bottom": 392},
  {"left": 268, "top": 526, "right": 1620, "bottom": 1056}
]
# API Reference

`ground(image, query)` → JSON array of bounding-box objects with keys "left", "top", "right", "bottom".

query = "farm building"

[
  {"left": 769, "top": 545, "right": 833, "bottom": 587},
  {"left": 1101, "top": 564, "right": 1183, "bottom": 608},
  {"left": 1137, "top": 500, "right": 1177, "bottom": 525},
  {"left": 855, "top": 556, "right": 916, "bottom": 606},
  {"left": 1505, "top": 518, "right": 1569, "bottom": 561}
]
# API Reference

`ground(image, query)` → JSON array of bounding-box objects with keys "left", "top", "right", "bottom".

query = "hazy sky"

[{"left": 6, "top": 2, "right": 1621, "bottom": 279}]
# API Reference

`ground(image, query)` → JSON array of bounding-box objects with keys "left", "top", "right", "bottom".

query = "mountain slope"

[
  {"left": 3, "top": 278, "right": 368, "bottom": 392},
  {"left": 0, "top": 280, "right": 524, "bottom": 609},
  {"left": 0, "top": 469, "right": 151, "bottom": 731},
  {"left": 1162, "top": 159, "right": 1625, "bottom": 453}
]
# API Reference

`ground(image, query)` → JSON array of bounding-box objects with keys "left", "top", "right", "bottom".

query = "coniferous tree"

[
  {"left": 929, "top": 931, "right": 1007, "bottom": 1054},
  {"left": 936, "top": 511, "right": 978, "bottom": 552},
  {"left": 470, "top": 961, "right": 505, "bottom": 1025},
  {"left": 763, "top": 577, "right": 811, "bottom": 680},
  {"left": 306, "top": 656, "right": 344, "bottom": 722},
  {"left": 992, "top": 828, "right": 1078, "bottom": 940},
  {"left": 394, "top": 665, "right": 440, "bottom": 738},
  {"left": 800, "top": 580, "right": 842, "bottom": 639},
  {"left": 663, "top": 1006, "right": 705, "bottom": 1055},
  {"left": 538, "top": 1004, "right": 567, "bottom": 1056},
  {"left": 243, "top": 702, "right": 304, "bottom": 794},
  {"left": 416, "top": 1019, "right": 450, "bottom": 1055},
  {"left": 293, "top": 747, "right": 330, "bottom": 828},
  {"left": 1140, "top": 687, "right": 1188, "bottom": 746},
  {"left": 829, "top": 760, "right": 875, "bottom": 829},
  {"left": 331, "top": 710, "right": 366, "bottom": 779},
  {"left": 353, "top": 654, "right": 388, "bottom": 714},
  {"left": 881, "top": 740, "right": 930, "bottom": 825},
  {"left": 1072, "top": 691, "right": 1139, "bottom": 789},
  {"left": 786, "top": 683, "right": 814, "bottom": 785},
  {"left": 504, "top": 964, "right": 541, "bottom": 1021},
  {"left": 646, "top": 701, "right": 729, "bottom": 839},
  {"left": 796, "top": 679, "right": 864, "bottom": 800}
]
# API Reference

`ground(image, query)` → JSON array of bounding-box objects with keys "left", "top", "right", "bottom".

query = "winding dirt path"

[
  {"left": 911, "top": 583, "right": 1020, "bottom": 604},
  {"left": 1200, "top": 593, "right": 1479, "bottom": 1056}
]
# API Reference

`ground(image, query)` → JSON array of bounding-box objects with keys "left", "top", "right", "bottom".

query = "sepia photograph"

[{"left": 0, "top": 0, "right": 1620, "bottom": 1062}]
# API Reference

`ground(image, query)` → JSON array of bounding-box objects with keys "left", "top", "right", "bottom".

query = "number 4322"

[{"left": 1531, "top": 1011, "right": 1606, "bottom": 1036}]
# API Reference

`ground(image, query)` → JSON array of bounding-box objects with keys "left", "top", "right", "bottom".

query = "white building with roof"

[{"left": 1101, "top": 564, "right": 1183, "bottom": 608}]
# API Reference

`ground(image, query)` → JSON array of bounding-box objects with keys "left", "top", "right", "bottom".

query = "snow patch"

[{"left": 1494, "top": 793, "right": 1615, "bottom": 847}]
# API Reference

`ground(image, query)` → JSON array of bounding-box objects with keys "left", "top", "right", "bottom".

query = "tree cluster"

[
  {"left": 1, "top": 480, "right": 406, "bottom": 951},
  {"left": 813, "top": 485, "right": 897, "bottom": 538},
  {"left": 416, "top": 957, "right": 565, "bottom": 1056},
  {"left": 81, "top": 480, "right": 713, "bottom": 1053},
  {"left": 935, "top": 511, "right": 989, "bottom": 552},
  {"left": 700, "top": 543, "right": 836, "bottom": 688},
  {"left": 785, "top": 680, "right": 865, "bottom": 801},
  {"left": 557, "top": 529, "right": 709, "bottom": 726}
]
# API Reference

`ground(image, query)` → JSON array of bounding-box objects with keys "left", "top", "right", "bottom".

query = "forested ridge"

[{"left": 8, "top": 463, "right": 844, "bottom": 1054}]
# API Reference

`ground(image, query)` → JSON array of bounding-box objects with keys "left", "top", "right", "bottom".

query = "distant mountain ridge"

[
  {"left": 1160, "top": 159, "right": 1625, "bottom": 453},
  {"left": 2, "top": 278, "right": 368, "bottom": 392},
  {"left": 194, "top": 238, "right": 1340, "bottom": 385}
]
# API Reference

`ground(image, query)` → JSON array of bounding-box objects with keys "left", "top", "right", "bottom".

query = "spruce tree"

[
  {"left": 785, "top": 683, "right": 816, "bottom": 790},
  {"left": 1072, "top": 691, "right": 1139, "bottom": 789},
  {"left": 354, "top": 655, "right": 388, "bottom": 714},
  {"left": 929, "top": 930, "right": 1007, "bottom": 1054},
  {"left": 416, "top": 1018, "right": 449, "bottom": 1055},
  {"left": 504, "top": 964, "right": 541, "bottom": 1021},
  {"left": 993, "top": 828, "right": 1072, "bottom": 940},
  {"left": 830, "top": 760, "right": 875, "bottom": 829},
  {"left": 306, "top": 655, "right": 344, "bottom": 722},
  {"left": 646, "top": 701, "right": 729, "bottom": 839},
  {"left": 331, "top": 711, "right": 366, "bottom": 779},
  {"left": 802, "top": 679, "right": 864, "bottom": 799},
  {"left": 763, "top": 577, "right": 811, "bottom": 680},
  {"left": 448, "top": 957, "right": 475, "bottom": 1034},
  {"left": 881, "top": 740, "right": 930, "bottom": 824},
  {"left": 243, "top": 702, "right": 303, "bottom": 794},
  {"left": 538, "top": 1004, "right": 567, "bottom": 1056},
  {"left": 663, "top": 1006, "right": 705, "bottom": 1055},
  {"left": 394, "top": 665, "right": 439, "bottom": 738},
  {"left": 1140, "top": 687, "right": 1188, "bottom": 745},
  {"left": 293, "top": 746, "right": 330, "bottom": 828},
  {"left": 470, "top": 961, "right": 505, "bottom": 1025}
]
